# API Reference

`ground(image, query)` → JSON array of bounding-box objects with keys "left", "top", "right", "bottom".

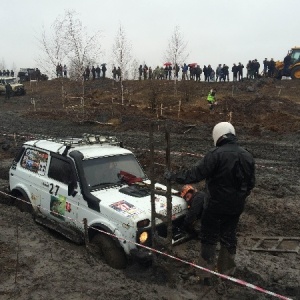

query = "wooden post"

[
  {"left": 150, "top": 122, "right": 156, "bottom": 252},
  {"left": 178, "top": 99, "right": 181, "bottom": 119},
  {"left": 31, "top": 98, "right": 36, "bottom": 111},
  {"left": 61, "top": 83, "right": 65, "bottom": 108},
  {"left": 165, "top": 128, "right": 172, "bottom": 249},
  {"left": 15, "top": 210, "right": 20, "bottom": 283},
  {"left": 82, "top": 79, "right": 85, "bottom": 114},
  {"left": 121, "top": 81, "right": 124, "bottom": 105},
  {"left": 228, "top": 111, "right": 233, "bottom": 122},
  {"left": 111, "top": 97, "right": 114, "bottom": 117},
  {"left": 13, "top": 133, "right": 17, "bottom": 147}
]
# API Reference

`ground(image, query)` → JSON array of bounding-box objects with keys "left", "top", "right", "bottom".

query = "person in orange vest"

[{"left": 180, "top": 185, "right": 204, "bottom": 236}]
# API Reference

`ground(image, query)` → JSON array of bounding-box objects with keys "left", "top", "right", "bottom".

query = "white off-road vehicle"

[
  {"left": 9, "top": 135, "right": 188, "bottom": 268},
  {"left": 0, "top": 77, "right": 26, "bottom": 95}
]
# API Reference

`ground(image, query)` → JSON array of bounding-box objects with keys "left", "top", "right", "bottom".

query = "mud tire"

[
  {"left": 92, "top": 234, "right": 127, "bottom": 269},
  {"left": 291, "top": 66, "right": 300, "bottom": 79},
  {"left": 16, "top": 192, "right": 33, "bottom": 214}
]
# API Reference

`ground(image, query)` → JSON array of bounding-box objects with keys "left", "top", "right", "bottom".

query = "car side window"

[
  {"left": 48, "top": 156, "right": 72, "bottom": 185},
  {"left": 21, "top": 148, "right": 49, "bottom": 175}
]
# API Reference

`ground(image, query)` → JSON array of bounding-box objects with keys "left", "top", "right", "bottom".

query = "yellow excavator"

[{"left": 275, "top": 46, "right": 300, "bottom": 79}]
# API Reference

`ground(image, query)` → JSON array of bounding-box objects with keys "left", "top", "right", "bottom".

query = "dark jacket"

[
  {"left": 173, "top": 134, "right": 255, "bottom": 215},
  {"left": 183, "top": 191, "right": 204, "bottom": 231},
  {"left": 284, "top": 55, "right": 292, "bottom": 67}
]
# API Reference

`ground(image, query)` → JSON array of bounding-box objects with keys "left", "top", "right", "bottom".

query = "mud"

[{"left": 0, "top": 78, "right": 299, "bottom": 299}]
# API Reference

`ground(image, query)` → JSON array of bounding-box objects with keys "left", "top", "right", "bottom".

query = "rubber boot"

[
  {"left": 227, "top": 254, "right": 236, "bottom": 276},
  {"left": 200, "top": 244, "right": 217, "bottom": 286},
  {"left": 217, "top": 245, "right": 236, "bottom": 276}
]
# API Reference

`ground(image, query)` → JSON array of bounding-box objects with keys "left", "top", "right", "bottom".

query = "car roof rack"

[{"left": 41, "top": 134, "right": 121, "bottom": 147}]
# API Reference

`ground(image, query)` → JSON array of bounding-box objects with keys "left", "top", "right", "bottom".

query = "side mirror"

[{"left": 68, "top": 181, "right": 77, "bottom": 197}]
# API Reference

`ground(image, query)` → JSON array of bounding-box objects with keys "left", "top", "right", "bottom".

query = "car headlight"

[{"left": 138, "top": 231, "right": 148, "bottom": 244}]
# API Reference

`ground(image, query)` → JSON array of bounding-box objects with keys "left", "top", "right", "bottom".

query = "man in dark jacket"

[
  {"left": 180, "top": 185, "right": 204, "bottom": 235},
  {"left": 101, "top": 64, "right": 107, "bottom": 78},
  {"left": 237, "top": 62, "right": 244, "bottom": 81},
  {"left": 91, "top": 66, "right": 96, "bottom": 80},
  {"left": 222, "top": 64, "right": 229, "bottom": 81},
  {"left": 5, "top": 83, "right": 12, "bottom": 100},
  {"left": 232, "top": 64, "right": 238, "bottom": 81},
  {"left": 268, "top": 58, "right": 276, "bottom": 77},
  {"left": 96, "top": 65, "right": 101, "bottom": 79},
  {"left": 165, "top": 122, "right": 255, "bottom": 282},
  {"left": 283, "top": 53, "right": 292, "bottom": 76}
]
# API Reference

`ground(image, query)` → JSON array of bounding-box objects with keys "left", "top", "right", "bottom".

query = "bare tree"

[
  {"left": 62, "top": 11, "right": 102, "bottom": 80},
  {"left": 38, "top": 10, "right": 102, "bottom": 80},
  {"left": 38, "top": 10, "right": 102, "bottom": 111},
  {"left": 0, "top": 59, "right": 6, "bottom": 71},
  {"left": 165, "top": 25, "right": 189, "bottom": 66},
  {"left": 112, "top": 24, "right": 132, "bottom": 104},
  {"left": 130, "top": 59, "right": 139, "bottom": 80},
  {"left": 38, "top": 18, "right": 66, "bottom": 78},
  {"left": 164, "top": 25, "right": 189, "bottom": 84}
]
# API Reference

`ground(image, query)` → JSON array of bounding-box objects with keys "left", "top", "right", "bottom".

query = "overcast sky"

[{"left": 2, "top": 0, "right": 300, "bottom": 74}]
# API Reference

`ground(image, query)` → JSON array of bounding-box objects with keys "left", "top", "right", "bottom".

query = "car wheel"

[
  {"left": 91, "top": 233, "right": 127, "bottom": 269},
  {"left": 16, "top": 193, "right": 33, "bottom": 214}
]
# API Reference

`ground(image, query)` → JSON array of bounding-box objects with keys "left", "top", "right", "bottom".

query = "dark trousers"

[{"left": 200, "top": 210, "right": 241, "bottom": 254}]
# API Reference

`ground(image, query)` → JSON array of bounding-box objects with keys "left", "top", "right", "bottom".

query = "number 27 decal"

[{"left": 49, "top": 183, "right": 59, "bottom": 196}]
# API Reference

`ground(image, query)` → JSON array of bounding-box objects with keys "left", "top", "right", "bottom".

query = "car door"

[
  {"left": 40, "top": 154, "right": 79, "bottom": 227},
  {"left": 16, "top": 147, "right": 49, "bottom": 209}
]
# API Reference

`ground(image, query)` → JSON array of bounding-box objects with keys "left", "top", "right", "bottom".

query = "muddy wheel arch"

[
  {"left": 91, "top": 233, "right": 127, "bottom": 269},
  {"left": 11, "top": 187, "right": 33, "bottom": 213}
]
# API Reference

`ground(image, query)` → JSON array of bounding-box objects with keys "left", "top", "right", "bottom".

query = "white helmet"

[{"left": 212, "top": 122, "right": 236, "bottom": 146}]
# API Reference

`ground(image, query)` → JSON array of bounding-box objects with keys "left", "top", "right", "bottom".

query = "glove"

[{"left": 164, "top": 170, "right": 176, "bottom": 182}]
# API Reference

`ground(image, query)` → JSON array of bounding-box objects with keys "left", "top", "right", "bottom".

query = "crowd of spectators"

[
  {"left": 56, "top": 57, "right": 283, "bottom": 82},
  {"left": 134, "top": 60, "right": 263, "bottom": 82},
  {"left": 0, "top": 69, "right": 15, "bottom": 77}
]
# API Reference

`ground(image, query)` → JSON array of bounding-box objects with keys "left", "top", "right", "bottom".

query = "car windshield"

[{"left": 82, "top": 154, "right": 147, "bottom": 191}]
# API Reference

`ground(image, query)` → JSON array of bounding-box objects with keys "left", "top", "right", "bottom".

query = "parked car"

[
  {"left": 18, "top": 68, "right": 48, "bottom": 82},
  {"left": 0, "top": 77, "right": 26, "bottom": 95}
]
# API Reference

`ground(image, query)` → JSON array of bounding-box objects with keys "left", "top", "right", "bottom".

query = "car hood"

[
  {"left": 11, "top": 83, "right": 24, "bottom": 88},
  {"left": 91, "top": 182, "right": 187, "bottom": 222}
]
